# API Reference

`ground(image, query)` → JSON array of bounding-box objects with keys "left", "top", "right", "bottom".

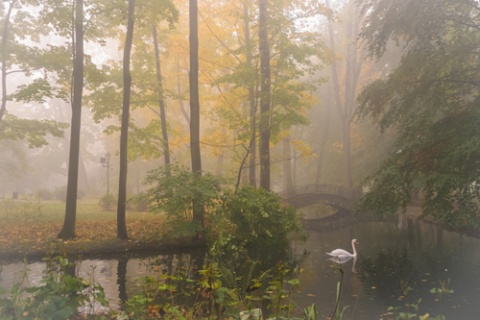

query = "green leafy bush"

[
  {"left": 144, "top": 164, "right": 223, "bottom": 239},
  {"left": 143, "top": 164, "right": 304, "bottom": 253},
  {"left": 218, "top": 187, "right": 304, "bottom": 250},
  {"left": 128, "top": 192, "right": 149, "bottom": 212},
  {"left": 99, "top": 193, "right": 117, "bottom": 211},
  {"left": 119, "top": 259, "right": 304, "bottom": 320}
]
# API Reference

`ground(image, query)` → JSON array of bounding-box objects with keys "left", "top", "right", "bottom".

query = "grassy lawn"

[{"left": 0, "top": 198, "right": 168, "bottom": 259}]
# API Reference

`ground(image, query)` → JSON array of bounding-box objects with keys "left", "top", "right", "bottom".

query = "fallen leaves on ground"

[{"left": 0, "top": 215, "right": 167, "bottom": 259}]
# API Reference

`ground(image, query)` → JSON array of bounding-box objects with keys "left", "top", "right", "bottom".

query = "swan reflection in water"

[{"left": 328, "top": 255, "right": 357, "bottom": 273}]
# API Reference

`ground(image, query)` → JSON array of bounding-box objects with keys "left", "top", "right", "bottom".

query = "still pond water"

[{"left": 1, "top": 216, "right": 480, "bottom": 319}]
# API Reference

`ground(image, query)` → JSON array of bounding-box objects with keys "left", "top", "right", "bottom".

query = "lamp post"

[{"left": 100, "top": 152, "right": 111, "bottom": 194}]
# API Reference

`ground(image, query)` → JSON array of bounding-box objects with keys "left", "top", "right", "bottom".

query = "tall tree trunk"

[
  {"left": 283, "top": 137, "right": 293, "bottom": 193},
  {"left": 242, "top": 1, "right": 257, "bottom": 188},
  {"left": 117, "top": 0, "right": 135, "bottom": 240},
  {"left": 152, "top": 24, "right": 171, "bottom": 174},
  {"left": 341, "top": 2, "right": 357, "bottom": 193},
  {"left": 315, "top": 93, "right": 331, "bottom": 185},
  {"left": 293, "top": 145, "right": 297, "bottom": 188},
  {"left": 258, "top": 0, "right": 271, "bottom": 191},
  {"left": 58, "top": 0, "right": 84, "bottom": 240},
  {"left": 342, "top": 119, "right": 353, "bottom": 191},
  {"left": 189, "top": 0, "right": 203, "bottom": 227},
  {"left": 235, "top": 134, "right": 254, "bottom": 193},
  {"left": 216, "top": 128, "right": 225, "bottom": 176},
  {"left": 326, "top": 0, "right": 363, "bottom": 194},
  {"left": 176, "top": 59, "right": 190, "bottom": 124},
  {"left": 0, "top": 0, "right": 15, "bottom": 122}
]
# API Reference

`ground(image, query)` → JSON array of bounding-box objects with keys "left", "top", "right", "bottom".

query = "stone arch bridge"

[{"left": 279, "top": 184, "right": 361, "bottom": 212}]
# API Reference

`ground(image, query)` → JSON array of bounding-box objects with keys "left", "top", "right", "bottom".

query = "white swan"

[{"left": 326, "top": 239, "right": 359, "bottom": 259}]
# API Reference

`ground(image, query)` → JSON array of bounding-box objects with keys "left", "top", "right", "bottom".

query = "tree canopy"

[
  {"left": 5, "top": 0, "right": 480, "bottom": 234},
  {"left": 356, "top": 0, "right": 480, "bottom": 227}
]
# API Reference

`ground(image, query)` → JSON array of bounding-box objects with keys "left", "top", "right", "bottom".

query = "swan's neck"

[{"left": 351, "top": 241, "right": 357, "bottom": 257}]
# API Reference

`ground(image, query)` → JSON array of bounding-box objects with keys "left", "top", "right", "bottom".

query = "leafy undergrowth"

[{"left": 0, "top": 199, "right": 174, "bottom": 260}]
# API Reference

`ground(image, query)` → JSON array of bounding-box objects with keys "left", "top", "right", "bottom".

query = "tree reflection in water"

[
  {"left": 357, "top": 248, "right": 412, "bottom": 299},
  {"left": 116, "top": 255, "right": 128, "bottom": 306}
]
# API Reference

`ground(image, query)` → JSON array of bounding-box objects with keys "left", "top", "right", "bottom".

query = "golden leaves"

[{"left": 0, "top": 212, "right": 166, "bottom": 258}]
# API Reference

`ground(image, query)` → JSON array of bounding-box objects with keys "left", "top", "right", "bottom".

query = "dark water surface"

[
  {"left": 293, "top": 217, "right": 480, "bottom": 319},
  {"left": 1, "top": 216, "right": 480, "bottom": 319}
]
